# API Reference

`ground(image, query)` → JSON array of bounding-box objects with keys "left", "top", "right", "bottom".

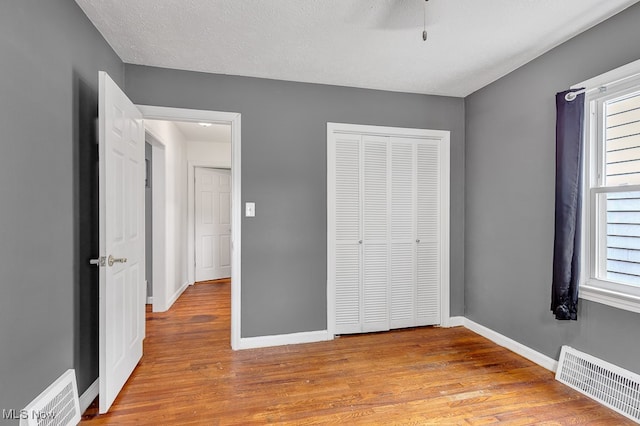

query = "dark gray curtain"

[{"left": 551, "top": 89, "right": 585, "bottom": 320}]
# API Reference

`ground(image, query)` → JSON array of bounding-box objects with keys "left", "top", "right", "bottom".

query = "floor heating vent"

[
  {"left": 20, "top": 369, "right": 81, "bottom": 426},
  {"left": 556, "top": 346, "right": 640, "bottom": 423}
]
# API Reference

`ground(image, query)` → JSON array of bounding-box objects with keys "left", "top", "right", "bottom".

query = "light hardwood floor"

[{"left": 81, "top": 280, "right": 632, "bottom": 425}]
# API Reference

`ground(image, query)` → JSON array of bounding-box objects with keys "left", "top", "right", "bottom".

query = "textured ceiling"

[{"left": 75, "top": 0, "right": 639, "bottom": 97}]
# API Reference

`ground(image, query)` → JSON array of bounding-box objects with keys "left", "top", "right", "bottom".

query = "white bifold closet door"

[
  {"left": 330, "top": 123, "right": 448, "bottom": 336},
  {"left": 334, "top": 134, "right": 390, "bottom": 334},
  {"left": 389, "top": 138, "right": 441, "bottom": 328}
]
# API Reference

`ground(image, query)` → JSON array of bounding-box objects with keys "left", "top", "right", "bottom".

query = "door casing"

[{"left": 138, "top": 105, "right": 242, "bottom": 350}]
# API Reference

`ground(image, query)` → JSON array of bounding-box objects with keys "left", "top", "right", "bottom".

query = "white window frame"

[{"left": 577, "top": 58, "right": 640, "bottom": 314}]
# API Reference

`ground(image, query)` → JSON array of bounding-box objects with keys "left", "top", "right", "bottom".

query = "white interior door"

[
  {"left": 98, "top": 71, "right": 145, "bottom": 414},
  {"left": 195, "top": 167, "right": 232, "bottom": 281}
]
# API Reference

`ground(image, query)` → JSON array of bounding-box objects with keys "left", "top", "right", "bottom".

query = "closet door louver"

[
  {"left": 362, "top": 136, "right": 389, "bottom": 332},
  {"left": 390, "top": 140, "right": 416, "bottom": 328},
  {"left": 416, "top": 141, "right": 441, "bottom": 325},
  {"left": 334, "top": 134, "right": 362, "bottom": 334}
]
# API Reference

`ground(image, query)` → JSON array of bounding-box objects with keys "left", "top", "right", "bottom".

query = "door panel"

[
  {"left": 362, "top": 243, "right": 388, "bottom": 332},
  {"left": 335, "top": 136, "right": 361, "bottom": 242},
  {"left": 390, "top": 140, "right": 416, "bottom": 328},
  {"left": 362, "top": 135, "right": 388, "bottom": 241},
  {"left": 362, "top": 136, "right": 388, "bottom": 332},
  {"left": 334, "top": 244, "right": 361, "bottom": 334},
  {"left": 195, "top": 168, "right": 231, "bottom": 281},
  {"left": 417, "top": 242, "right": 440, "bottom": 325},
  {"left": 333, "top": 135, "right": 361, "bottom": 334},
  {"left": 390, "top": 243, "right": 415, "bottom": 327},
  {"left": 98, "top": 71, "right": 145, "bottom": 414},
  {"left": 416, "top": 141, "right": 441, "bottom": 325}
]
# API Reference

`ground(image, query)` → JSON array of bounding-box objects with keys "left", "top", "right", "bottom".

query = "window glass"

[
  {"left": 604, "top": 92, "right": 640, "bottom": 186},
  {"left": 603, "top": 191, "right": 640, "bottom": 286}
]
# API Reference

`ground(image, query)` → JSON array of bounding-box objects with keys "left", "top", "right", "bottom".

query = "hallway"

[{"left": 81, "top": 280, "right": 631, "bottom": 425}]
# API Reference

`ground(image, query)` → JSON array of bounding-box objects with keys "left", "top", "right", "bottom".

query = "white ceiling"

[
  {"left": 75, "top": 0, "right": 639, "bottom": 97},
  {"left": 170, "top": 120, "right": 231, "bottom": 143}
]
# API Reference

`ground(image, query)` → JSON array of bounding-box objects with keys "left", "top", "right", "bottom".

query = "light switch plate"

[{"left": 245, "top": 202, "right": 255, "bottom": 217}]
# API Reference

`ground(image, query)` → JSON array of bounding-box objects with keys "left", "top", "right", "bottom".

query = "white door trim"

[
  {"left": 327, "top": 122, "right": 450, "bottom": 337},
  {"left": 143, "top": 130, "right": 168, "bottom": 312},
  {"left": 137, "top": 105, "right": 242, "bottom": 350},
  {"left": 188, "top": 163, "right": 231, "bottom": 286}
]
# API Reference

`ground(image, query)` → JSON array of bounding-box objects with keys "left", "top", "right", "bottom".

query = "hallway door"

[{"left": 195, "top": 167, "right": 232, "bottom": 281}]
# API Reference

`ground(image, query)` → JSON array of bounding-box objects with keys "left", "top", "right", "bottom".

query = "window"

[{"left": 581, "top": 62, "right": 640, "bottom": 313}]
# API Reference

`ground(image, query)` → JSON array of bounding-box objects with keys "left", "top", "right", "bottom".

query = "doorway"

[
  {"left": 144, "top": 142, "right": 153, "bottom": 303},
  {"left": 139, "top": 105, "right": 242, "bottom": 350},
  {"left": 144, "top": 132, "right": 167, "bottom": 311}
]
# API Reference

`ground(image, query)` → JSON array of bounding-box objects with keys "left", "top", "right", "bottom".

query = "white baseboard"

[
  {"left": 166, "top": 281, "right": 189, "bottom": 310},
  {"left": 462, "top": 318, "right": 558, "bottom": 372},
  {"left": 79, "top": 378, "right": 99, "bottom": 414},
  {"left": 237, "top": 330, "right": 331, "bottom": 350},
  {"left": 146, "top": 296, "right": 154, "bottom": 304},
  {"left": 233, "top": 316, "right": 557, "bottom": 373},
  {"left": 445, "top": 316, "right": 466, "bottom": 327}
]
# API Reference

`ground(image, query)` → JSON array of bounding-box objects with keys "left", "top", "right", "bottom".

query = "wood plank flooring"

[{"left": 81, "top": 280, "right": 632, "bottom": 425}]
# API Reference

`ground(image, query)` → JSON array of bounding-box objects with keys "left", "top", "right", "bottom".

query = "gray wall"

[
  {"left": 0, "top": 0, "right": 123, "bottom": 416},
  {"left": 465, "top": 3, "right": 640, "bottom": 374},
  {"left": 124, "top": 66, "right": 465, "bottom": 337}
]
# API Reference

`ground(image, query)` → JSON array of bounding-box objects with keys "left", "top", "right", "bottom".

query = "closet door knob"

[{"left": 416, "top": 239, "right": 420, "bottom": 243}]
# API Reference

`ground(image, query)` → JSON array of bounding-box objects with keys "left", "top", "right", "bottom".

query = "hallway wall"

[{"left": 145, "top": 120, "right": 190, "bottom": 310}]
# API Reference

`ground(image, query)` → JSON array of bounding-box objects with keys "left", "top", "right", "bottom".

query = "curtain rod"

[
  {"left": 564, "top": 87, "right": 596, "bottom": 102},
  {"left": 564, "top": 87, "right": 601, "bottom": 102},
  {"left": 565, "top": 70, "right": 640, "bottom": 102}
]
